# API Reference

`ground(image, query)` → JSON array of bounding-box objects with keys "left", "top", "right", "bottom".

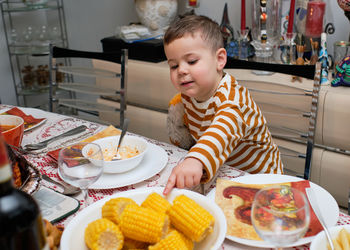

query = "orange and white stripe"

[{"left": 184, "top": 73, "right": 283, "bottom": 181}]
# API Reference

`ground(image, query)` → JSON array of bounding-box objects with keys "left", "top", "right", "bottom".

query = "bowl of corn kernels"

[
  {"left": 89, "top": 135, "right": 148, "bottom": 174},
  {"left": 60, "top": 187, "right": 227, "bottom": 250}
]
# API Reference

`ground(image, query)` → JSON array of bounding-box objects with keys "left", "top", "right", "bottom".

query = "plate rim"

[
  {"left": 61, "top": 187, "right": 227, "bottom": 250},
  {"left": 89, "top": 142, "right": 168, "bottom": 189},
  {"left": 310, "top": 224, "right": 350, "bottom": 250},
  {"left": 207, "top": 174, "right": 339, "bottom": 248}
]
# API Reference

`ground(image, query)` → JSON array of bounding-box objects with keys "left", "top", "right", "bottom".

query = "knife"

[{"left": 306, "top": 188, "right": 335, "bottom": 250}]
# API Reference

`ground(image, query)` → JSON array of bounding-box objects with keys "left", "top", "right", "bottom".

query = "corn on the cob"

[
  {"left": 119, "top": 204, "right": 169, "bottom": 244},
  {"left": 141, "top": 192, "right": 171, "bottom": 214},
  {"left": 148, "top": 230, "right": 194, "bottom": 250},
  {"left": 168, "top": 195, "right": 215, "bottom": 242},
  {"left": 84, "top": 218, "right": 124, "bottom": 250},
  {"left": 102, "top": 197, "right": 138, "bottom": 224},
  {"left": 122, "top": 237, "right": 149, "bottom": 250}
]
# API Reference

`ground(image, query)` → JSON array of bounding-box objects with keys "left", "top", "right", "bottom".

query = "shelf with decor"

[{"left": 0, "top": 0, "right": 69, "bottom": 108}]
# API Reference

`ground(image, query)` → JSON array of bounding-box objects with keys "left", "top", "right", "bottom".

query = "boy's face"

[{"left": 164, "top": 32, "right": 226, "bottom": 102}]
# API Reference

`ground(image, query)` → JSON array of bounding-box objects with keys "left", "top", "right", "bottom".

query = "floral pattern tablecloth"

[{"left": 2, "top": 104, "right": 349, "bottom": 250}]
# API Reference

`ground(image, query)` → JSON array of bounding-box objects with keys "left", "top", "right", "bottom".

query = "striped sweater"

[{"left": 178, "top": 73, "right": 283, "bottom": 182}]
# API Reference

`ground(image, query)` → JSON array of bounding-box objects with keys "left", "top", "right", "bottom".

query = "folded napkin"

[
  {"left": 215, "top": 178, "right": 323, "bottom": 241},
  {"left": 47, "top": 125, "right": 121, "bottom": 162},
  {"left": 2, "top": 107, "right": 45, "bottom": 130}
]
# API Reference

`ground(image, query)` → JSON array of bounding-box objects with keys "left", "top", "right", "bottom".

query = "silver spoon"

[
  {"left": 23, "top": 125, "right": 87, "bottom": 151},
  {"left": 112, "top": 119, "right": 129, "bottom": 160},
  {"left": 42, "top": 174, "right": 81, "bottom": 196}
]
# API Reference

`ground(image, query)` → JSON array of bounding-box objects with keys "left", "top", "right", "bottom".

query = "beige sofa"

[{"left": 96, "top": 59, "right": 350, "bottom": 208}]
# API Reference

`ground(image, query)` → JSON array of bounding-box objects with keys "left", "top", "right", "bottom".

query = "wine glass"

[
  {"left": 251, "top": 185, "right": 310, "bottom": 250},
  {"left": 58, "top": 142, "right": 104, "bottom": 208}
]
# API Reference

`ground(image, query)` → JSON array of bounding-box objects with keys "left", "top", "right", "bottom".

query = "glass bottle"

[{"left": 0, "top": 132, "right": 48, "bottom": 250}]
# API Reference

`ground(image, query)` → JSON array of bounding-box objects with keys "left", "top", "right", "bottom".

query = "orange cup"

[{"left": 0, "top": 115, "right": 24, "bottom": 147}]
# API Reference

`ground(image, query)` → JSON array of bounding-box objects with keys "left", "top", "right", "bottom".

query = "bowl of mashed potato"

[{"left": 91, "top": 135, "right": 148, "bottom": 173}]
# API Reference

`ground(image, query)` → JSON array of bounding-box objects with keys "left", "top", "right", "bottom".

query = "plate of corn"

[{"left": 60, "top": 187, "right": 227, "bottom": 250}]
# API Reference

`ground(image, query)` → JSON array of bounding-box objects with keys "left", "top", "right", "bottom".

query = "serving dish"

[{"left": 61, "top": 187, "right": 227, "bottom": 250}]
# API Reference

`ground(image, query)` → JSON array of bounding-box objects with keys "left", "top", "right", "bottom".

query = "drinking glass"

[
  {"left": 251, "top": 185, "right": 310, "bottom": 250},
  {"left": 58, "top": 142, "right": 104, "bottom": 208}
]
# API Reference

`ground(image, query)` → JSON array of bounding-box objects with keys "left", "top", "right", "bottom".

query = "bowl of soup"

[
  {"left": 89, "top": 135, "right": 148, "bottom": 174},
  {"left": 0, "top": 115, "right": 24, "bottom": 147}
]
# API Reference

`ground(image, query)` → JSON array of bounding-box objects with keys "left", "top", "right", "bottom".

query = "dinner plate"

[
  {"left": 207, "top": 174, "right": 339, "bottom": 248},
  {"left": 60, "top": 187, "right": 227, "bottom": 250},
  {"left": 90, "top": 143, "right": 167, "bottom": 189},
  {"left": 0, "top": 107, "right": 47, "bottom": 132}
]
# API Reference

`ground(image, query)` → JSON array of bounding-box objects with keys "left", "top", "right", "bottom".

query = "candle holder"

[
  {"left": 238, "top": 29, "right": 249, "bottom": 60},
  {"left": 280, "top": 32, "right": 296, "bottom": 64},
  {"left": 251, "top": 0, "right": 281, "bottom": 74}
]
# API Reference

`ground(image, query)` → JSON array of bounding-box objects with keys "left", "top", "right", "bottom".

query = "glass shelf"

[
  {"left": 58, "top": 99, "right": 119, "bottom": 113},
  {"left": 17, "top": 86, "right": 49, "bottom": 96},
  {"left": 1, "top": 1, "right": 60, "bottom": 12},
  {"left": 9, "top": 44, "right": 50, "bottom": 55},
  {"left": 57, "top": 66, "right": 121, "bottom": 79},
  {"left": 58, "top": 83, "right": 120, "bottom": 96}
]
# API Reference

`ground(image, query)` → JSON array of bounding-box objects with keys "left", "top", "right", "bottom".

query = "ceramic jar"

[{"left": 134, "top": 0, "right": 178, "bottom": 34}]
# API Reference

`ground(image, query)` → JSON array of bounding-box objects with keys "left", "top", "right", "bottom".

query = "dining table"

[{"left": 2, "top": 103, "right": 350, "bottom": 250}]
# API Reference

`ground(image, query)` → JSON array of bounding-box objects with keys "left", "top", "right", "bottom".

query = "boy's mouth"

[{"left": 180, "top": 80, "right": 194, "bottom": 86}]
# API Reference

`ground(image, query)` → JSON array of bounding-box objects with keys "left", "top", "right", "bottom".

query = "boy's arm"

[{"left": 167, "top": 93, "right": 195, "bottom": 150}]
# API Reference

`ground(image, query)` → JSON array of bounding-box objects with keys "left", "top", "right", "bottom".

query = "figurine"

[
  {"left": 318, "top": 33, "right": 329, "bottom": 84},
  {"left": 331, "top": 56, "right": 350, "bottom": 87}
]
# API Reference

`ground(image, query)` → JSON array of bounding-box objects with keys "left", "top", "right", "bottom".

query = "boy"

[{"left": 163, "top": 15, "right": 283, "bottom": 195}]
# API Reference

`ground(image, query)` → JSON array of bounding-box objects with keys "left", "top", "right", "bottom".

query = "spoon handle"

[{"left": 116, "top": 119, "right": 129, "bottom": 152}]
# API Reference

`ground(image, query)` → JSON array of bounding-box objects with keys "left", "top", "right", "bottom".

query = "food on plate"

[
  {"left": 149, "top": 230, "right": 194, "bottom": 250},
  {"left": 102, "top": 197, "right": 138, "bottom": 224},
  {"left": 120, "top": 204, "right": 170, "bottom": 243},
  {"left": 141, "top": 192, "right": 171, "bottom": 214},
  {"left": 85, "top": 218, "right": 124, "bottom": 250},
  {"left": 84, "top": 192, "right": 215, "bottom": 249},
  {"left": 215, "top": 178, "right": 322, "bottom": 241},
  {"left": 328, "top": 228, "right": 350, "bottom": 250},
  {"left": 102, "top": 145, "right": 140, "bottom": 161},
  {"left": 168, "top": 194, "right": 215, "bottom": 242},
  {"left": 44, "top": 219, "right": 63, "bottom": 250}
]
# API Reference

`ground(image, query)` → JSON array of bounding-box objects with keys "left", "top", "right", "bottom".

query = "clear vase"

[{"left": 251, "top": 0, "right": 282, "bottom": 74}]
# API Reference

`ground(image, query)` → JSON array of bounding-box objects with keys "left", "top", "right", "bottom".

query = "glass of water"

[
  {"left": 251, "top": 185, "right": 310, "bottom": 249},
  {"left": 58, "top": 142, "right": 104, "bottom": 208}
]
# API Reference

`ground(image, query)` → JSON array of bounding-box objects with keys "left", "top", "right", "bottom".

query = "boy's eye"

[
  {"left": 188, "top": 59, "right": 198, "bottom": 65},
  {"left": 170, "top": 65, "right": 178, "bottom": 69}
]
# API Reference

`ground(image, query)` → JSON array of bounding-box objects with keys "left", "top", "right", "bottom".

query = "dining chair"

[
  {"left": 224, "top": 58, "right": 321, "bottom": 181},
  {"left": 48, "top": 45, "right": 128, "bottom": 128}
]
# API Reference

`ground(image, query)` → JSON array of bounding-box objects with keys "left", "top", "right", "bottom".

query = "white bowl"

[
  {"left": 310, "top": 225, "right": 350, "bottom": 250},
  {"left": 60, "top": 187, "right": 227, "bottom": 250},
  {"left": 92, "top": 135, "right": 148, "bottom": 174}
]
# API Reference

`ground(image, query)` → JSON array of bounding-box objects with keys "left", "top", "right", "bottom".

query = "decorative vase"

[{"left": 134, "top": 0, "right": 178, "bottom": 35}]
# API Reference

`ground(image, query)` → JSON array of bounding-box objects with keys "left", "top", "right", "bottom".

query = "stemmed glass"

[
  {"left": 251, "top": 185, "right": 310, "bottom": 250},
  {"left": 58, "top": 142, "right": 104, "bottom": 208}
]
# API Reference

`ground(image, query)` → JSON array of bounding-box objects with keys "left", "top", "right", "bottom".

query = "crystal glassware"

[
  {"left": 251, "top": 185, "right": 310, "bottom": 250},
  {"left": 58, "top": 142, "right": 104, "bottom": 208}
]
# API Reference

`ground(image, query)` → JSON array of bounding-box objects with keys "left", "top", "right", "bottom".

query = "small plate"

[
  {"left": 60, "top": 187, "right": 227, "bottom": 250},
  {"left": 310, "top": 225, "right": 350, "bottom": 250},
  {"left": 207, "top": 174, "right": 339, "bottom": 248}
]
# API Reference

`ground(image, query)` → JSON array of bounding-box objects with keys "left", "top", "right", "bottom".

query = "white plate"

[
  {"left": 310, "top": 225, "right": 350, "bottom": 250},
  {"left": 60, "top": 187, "right": 227, "bottom": 250},
  {"left": 207, "top": 174, "right": 339, "bottom": 248},
  {"left": 90, "top": 143, "right": 167, "bottom": 189},
  {"left": 0, "top": 107, "right": 47, "bottom": 132}
]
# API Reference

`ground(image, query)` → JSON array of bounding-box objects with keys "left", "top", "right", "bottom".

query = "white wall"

[{"left": 0, "top": 0, "right": 349, "bottom": 106}]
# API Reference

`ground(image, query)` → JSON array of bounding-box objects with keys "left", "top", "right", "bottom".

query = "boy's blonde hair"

[{"left": 164, "top": 15, "right": 224, "bottom": 52}]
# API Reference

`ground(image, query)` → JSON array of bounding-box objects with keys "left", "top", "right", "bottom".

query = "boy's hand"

[{"left": 163, "top": 157, "right": 203, "bottom": 195}]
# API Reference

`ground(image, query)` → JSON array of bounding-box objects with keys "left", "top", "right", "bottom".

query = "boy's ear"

[{"left": 216, "top": 48, "right": 227, "bottom": 71}]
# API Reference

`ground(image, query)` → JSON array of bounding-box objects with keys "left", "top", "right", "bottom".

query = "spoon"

[
  {"left": 23, "top": 125, "right": 87, "bottom": 151},
  {"left": 112, "top": 119, "right": 129, "bottom": 161},
  {"left": 41, "top": 174, "right": 81, "bottom": 196}
]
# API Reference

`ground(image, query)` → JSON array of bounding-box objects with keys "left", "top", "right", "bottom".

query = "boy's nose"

[{"left": 178, "top": 63, "right": 188, "bottom": 75}]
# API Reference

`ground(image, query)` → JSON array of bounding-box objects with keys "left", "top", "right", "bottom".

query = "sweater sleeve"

[{"left": 186, "top": 104, "right": 246, "bottom": 182}]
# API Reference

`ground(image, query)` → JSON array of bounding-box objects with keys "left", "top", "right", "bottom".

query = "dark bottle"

[{"left": 0, "top": 132, "right": 48, "bottom": 250}]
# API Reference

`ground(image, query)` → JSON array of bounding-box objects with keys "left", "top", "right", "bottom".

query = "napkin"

[
  {"left": 2, "top": 107, "right": 45, "bottom": 130},
  {"left": 47, "top": 125, "right": 121, "bottom": 162},
  {"left": 215, "top": 178, "right": 323, "bottom": 241}
]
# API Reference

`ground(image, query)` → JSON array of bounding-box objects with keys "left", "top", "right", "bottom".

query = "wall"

[{"left": 0, "top": 0, "right": 349, "bottom": 105}]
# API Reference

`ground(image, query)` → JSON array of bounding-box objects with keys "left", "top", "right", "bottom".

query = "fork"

[
  {"left": 42, "top": 174, "right": 81, "bottom": 196},
  {"left": 23, "top": 125, "right": 87, "bottom": 151},
  {"left": 306, "top": 188, "right": 335, "bottom": 250}
]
